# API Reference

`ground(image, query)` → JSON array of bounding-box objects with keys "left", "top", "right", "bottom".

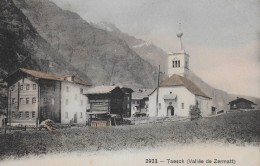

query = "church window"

[
  {"left": 172, "top": 61, "right": 175, "bottom": 68},
  {"left": 175, "top": 61, "right": 178, "bottom": 68},
  {"left": 159, "top": 103, "right": 161, "bottom": 110},
  {"left": 181, "top": 103, "right": 184, "bottom": 109},
  {"left": 178, "top": 60, "right": 180, "bottom": 67}
]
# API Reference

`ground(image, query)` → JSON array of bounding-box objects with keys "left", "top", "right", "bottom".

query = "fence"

[{"left": 130, "top": 116, "right": 189, "bottom": 125}]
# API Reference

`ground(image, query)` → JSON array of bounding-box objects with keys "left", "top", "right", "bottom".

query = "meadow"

[{"left": 0, "top": 110, "right": 259, "bottom": 159}]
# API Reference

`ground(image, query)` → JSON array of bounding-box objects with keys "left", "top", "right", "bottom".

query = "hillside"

[
  {"left": 92, "top": 22, "right": 168, "bottom": 72},
  {"left": 13, "top": 0, "right": 158, "bottom": 89},
  {"left": 0, "top": 0, "right": 91, "bottom": 110}
]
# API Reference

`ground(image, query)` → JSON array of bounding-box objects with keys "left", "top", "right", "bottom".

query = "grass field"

[{"left": 0, "top": 110, "right": 259, "bottom": 159}]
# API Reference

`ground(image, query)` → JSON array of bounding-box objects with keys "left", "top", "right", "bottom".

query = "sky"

[{"left": 52, "top": 0, "right": 260, "bottom": 98}]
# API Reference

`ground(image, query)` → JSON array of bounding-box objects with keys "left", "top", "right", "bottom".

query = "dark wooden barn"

[
  {"left": 121, "top": 87, "right": 133, "bottom": 117},
  {"left": 228, "top": 97, "right": 257, "bottom": 110},
  {"left": 85, "top": 86, "right": 124, "bottom": 115}
]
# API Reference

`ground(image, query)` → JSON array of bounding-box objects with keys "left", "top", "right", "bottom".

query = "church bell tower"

[{"left": 168, "top": 22, "right": 189, "bottom": 77}]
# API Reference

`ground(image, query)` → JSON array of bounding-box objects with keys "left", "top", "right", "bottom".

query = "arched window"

[
  {"left": 172, "top": 61, "right": 175, "bottom": 68},
  {"left": 175, "top": 61, "right": 178, "bottom": 68},
  {"left": 178, "top": 60, "right": 180, "bottom": 67}
]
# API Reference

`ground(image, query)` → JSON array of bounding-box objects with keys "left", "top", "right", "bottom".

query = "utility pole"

[{"left": 156, "top": 65, "right": 160, "bottom": 117}]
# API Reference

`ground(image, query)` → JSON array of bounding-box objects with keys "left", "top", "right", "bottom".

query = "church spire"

[
  {"left": 176, "top": 20, "right": 185, "bottom": 53},
  {"left": 167, "top": 20, "right": 189, "bottom": 78}
]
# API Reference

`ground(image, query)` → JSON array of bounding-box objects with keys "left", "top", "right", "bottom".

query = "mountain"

[
  {"left": 92, "top": 22, "right": 168, "bottom": 72},
  {"left": 0, "top": 0, "right": 91, "bottom": 110},
  {"left": 0, "top": 0, "right": 90, "bottom": 79},
  {"left": 13, "top": 0, "right": 158, "bottom": 89}
]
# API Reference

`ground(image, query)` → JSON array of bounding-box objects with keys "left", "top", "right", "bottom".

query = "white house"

[
  {"left": 148, "top": 29, "right": 212, "bottom": 117},
  {"left": 5, "top": 68, "right": 91, "bottom": 126}
]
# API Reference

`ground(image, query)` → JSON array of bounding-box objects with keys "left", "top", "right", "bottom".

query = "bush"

[{"left": 189, "top": 103, "right": 201, "bottom": 120}]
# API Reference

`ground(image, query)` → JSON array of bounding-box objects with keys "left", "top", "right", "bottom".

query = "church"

[{"left": 148, "top": 30, "right": 212, "bottom": 117}]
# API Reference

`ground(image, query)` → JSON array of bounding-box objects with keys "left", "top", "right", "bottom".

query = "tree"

[{"left": 189, "top": 101, "right": 201, "bottom": 120}]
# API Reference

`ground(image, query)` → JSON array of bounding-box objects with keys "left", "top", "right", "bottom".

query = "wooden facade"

[
  {"left": 86, "top": 86, "right": 124, "bottom": 115},
  {"left": 229, "top": 98, "right": 256, "bottom": 110},
  {"left": 121, "top": 87, "right": 133, "bottom": 117}
]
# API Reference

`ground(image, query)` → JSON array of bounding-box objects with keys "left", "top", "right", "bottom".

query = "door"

[
  {"left": 167, "top": 105, "right": 174, "bottom": 116},
  {"left": 74, "top": 112, "right": 77, "bottom": 123},
  {"left": 171, "top": 107, "right": 174, "bottom": 116}
]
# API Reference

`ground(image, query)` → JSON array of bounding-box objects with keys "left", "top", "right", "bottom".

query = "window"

[
  {"left": 172, "top": 61, "right": 175, "bottom": 68},
  {"left": 12, "top": 112, "right": 16, "bottom": 118},
  {"left": 25, "top": 112, "right": 29, "bottom": 118},
  {"left": 32, "top": 111, "right": 35, "bottom": 118},
  {"left": 80, "top": 88, "right": 83, "bottom": 94},
  {"left": 175, "top": 61, "right": 178, "bottom": 68},
  {"left": 159, "top": 103, "right": 161, "bottom": 110},
  {"left": 181, "top": 103, "right": 184, "bottom": 109},
  {"left": 19, "top": 112, "right": 23, "bottom": 118},
  {"left": 26, "top": 98, "right": 29, "bottom": 104},
  {"left": 80, "top": 112, "right": 83, "bottom": 118},
  {"left": 66, "top": 86, "right": 69, "bottom": 92},
  {"left": 12, "top": 98, "right": 15, "bottom": 104},
  {"left": 32, "top": 97, "right": 36, "bottom": 104},
  {"left": 65, "top": 112, "right": 68, "bottom": 118},
  {"left": 26, "top": 84, "right": 30, "bottom": 90},
  {"left": 20, "top": 85, "right": 23, "bottom": 90},
  {"left": 80, "top": 100, "right": 83, "bottom": 106},
  {"left": 52, "top": 98, "right": 55, "bottom": 105},
  {"left": 33, "top": 84, "right": 36, "bottom": 90},
  {"left": 66, "top": 99, "right": 69, "bottom": 105},
  {"left": 170, "top": 92, "right": 172, "bottom": 94},
  {"left": 20, "top": 98, "right": 24, "bottom": 104}
]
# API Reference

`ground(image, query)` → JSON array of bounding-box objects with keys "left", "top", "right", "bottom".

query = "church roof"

[{"left": 159, "top": 74, "right": 210, "bottom": 98}]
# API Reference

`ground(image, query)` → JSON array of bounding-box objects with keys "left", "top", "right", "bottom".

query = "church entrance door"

[{"left": 167, "top": 105, "right": 174, "bottom": 116}]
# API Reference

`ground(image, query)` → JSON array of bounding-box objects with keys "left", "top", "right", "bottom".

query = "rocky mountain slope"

[
  {"left": 92, "top": 22, "right": 168, "bottom": 72},
  {"left": 0, "top": 0, "right": 90, "bottom": 110},
  {"left": 13, "top": 0, "right": 158, "bottom": 89}
]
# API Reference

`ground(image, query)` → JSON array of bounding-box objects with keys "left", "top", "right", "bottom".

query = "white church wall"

[
  {"left": 196, "top": 96, "right": 212, "bottom": 116},
  {"left": 148, "top": 86, "right": 196, "bottom": 117}
]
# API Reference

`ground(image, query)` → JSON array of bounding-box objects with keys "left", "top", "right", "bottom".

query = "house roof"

[
  {"left": 85, "top": 86, "right": 120, "bottom": 94},
  {"left": 229, "top": 97, "right": 257, "bottom": 105},
  {"left": 6, "top": 68, "right": 91, "bottom": 86},
  {"left": 19, "top": 68, "right": 64, "bottom": 81},
  {"left": 132, "top": 89, "right": 154, "bottom": 100},
  {"left": 159, "top": 74, "right": 210, "bottom": 98}
]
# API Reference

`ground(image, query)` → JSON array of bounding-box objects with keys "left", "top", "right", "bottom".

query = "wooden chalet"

[
  {"left": 228, "top": 97, "right": 257, "bottom": 110},
  {"left": 85, "top": 86, "right": 124, "bottom": 115},
  {"left": 121, "top": 87, "right": 134, "bottom": 117}
]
